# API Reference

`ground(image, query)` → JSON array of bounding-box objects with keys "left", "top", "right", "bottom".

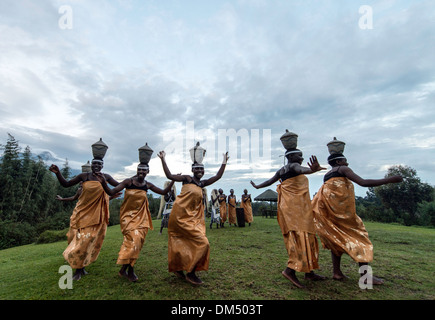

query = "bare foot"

[
  {"left": 72, "top": 268, "right": 84, "bottom": 281},
  {"left": 373, "top": 276, "right": 384, "bottom": 285},
  {"left": 282, "top": 269, "right": 306, "bottom": 289},
  {"left": 332, "top": 272, "right": 348, "bottom": 281},
  {"left": 304, "top": 271, "right": 327, "bottom": 281},
  {"left": 127, "top": 267, "right": 138, "bottom": 282},
  {"left": 118, "top": 265, "right": 128, "bottom": 278},
  {"left": 174, "top": 270, "right": 185, "bottom": 279},
  {"left": 186, "top": 272, "right": 203, "bottom": 285}
]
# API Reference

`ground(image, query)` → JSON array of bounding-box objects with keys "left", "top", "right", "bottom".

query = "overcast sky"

[{"left": 1, "top": 0, "right": 434, "bottom": 200}]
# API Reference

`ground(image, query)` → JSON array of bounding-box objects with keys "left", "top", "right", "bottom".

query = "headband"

[
  {"left": 192, "top": 164, "right": 204, "bottom": 169},
  {"left": 138, "top": 164, "right": 149, "bottom": 169},
  {"left": 328, "top": 155, "right": 346, "bottom": 161},
  {"left": 284, "top": 149, "right": 302, "bottom": 156},
  {"left": 92, "top": 159, "right": 104, "bottom": 164}
]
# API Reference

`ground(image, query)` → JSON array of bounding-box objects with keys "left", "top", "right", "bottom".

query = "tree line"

[
  {"left": 0, "top": 134, "right": 161, "bottom": 250},
  {"left": 1, "top": 133, "right": 434, "bottom": 250}
]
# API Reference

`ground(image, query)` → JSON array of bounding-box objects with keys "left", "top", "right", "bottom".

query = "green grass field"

[{"left": 0, "top": 218, "right": 434, "bottom": 300}]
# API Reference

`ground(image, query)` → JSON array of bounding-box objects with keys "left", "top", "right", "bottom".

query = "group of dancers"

[
  {"left": 208, "top": 188, "right": 253, "bottom": 229},
  {"left": 50, "top": 132, "right": 402, "bottom": 288}
]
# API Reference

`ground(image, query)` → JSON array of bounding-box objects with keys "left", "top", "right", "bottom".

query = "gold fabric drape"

[
  {"left": 219, "top": 197, "right": 227, "bottom": 222},
  {"left": 63, "top": 181, "right": 109, "bottom": 269},
  {"left": 241, "top": 196, "right": 253, "bottom": 223},
  {"left": 276, "top": 175, "right": 319, "bottom": 273},
  {"left": 117, "top": 189, "right": 153, "bottom": 266},
  {"left": 276, "top": 175, "right": 315, "bottom": 234},
  {"left": 168, "top": 183, "right": 210, "bottom": 273},
  {"left": 312, "top": 177, "right": 373, "bottom": 263},
  {"left": 228, "top": 197, "right": 237, "bottom": 224}
]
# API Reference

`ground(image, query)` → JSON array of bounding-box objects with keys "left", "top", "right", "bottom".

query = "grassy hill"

[{"left": 0, "top": 218, "right": 434, "bottom": 300}]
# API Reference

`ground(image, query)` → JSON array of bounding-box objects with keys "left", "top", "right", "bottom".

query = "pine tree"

[{"left": 0, "top": 133, "right": 22, "bottom": 220}]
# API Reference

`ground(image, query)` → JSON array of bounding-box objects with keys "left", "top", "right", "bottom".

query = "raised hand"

[
  {"left": 307, "top": 156, "right": 326, "bottom": 173},
  {"left": 389, "top": 175, "right": 403, "bottom": 183},
  {"left": 158, "top": 151, "right": 166, "bottom": 160},
  {"left": 223, "top": 152, "right": 229, "bottom": 164},
  {"left": 93, "top": 172, "right": 106, "bottom": 183},
  {"left": 49, "top": 164, "right": 60, "bottom": 174}
]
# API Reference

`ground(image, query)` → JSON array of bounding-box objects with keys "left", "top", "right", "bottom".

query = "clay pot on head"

[
  {"left": 138, "top": 143, "right": 154, "bottom": 165},
  {"left": 189, "top": 142, "right": 206, "bottom": 164},
  {"left": 92, "top": 138, "right": 108, "bottom": 160},
  {"left": 81, "top": 160, "right": 91, "bottom": 173},
  {"left": 327, "top": 137, "right": 346, "bottom": 155},
  {"left": 280, "top": 129, "right": 298, "bottom": 150}
]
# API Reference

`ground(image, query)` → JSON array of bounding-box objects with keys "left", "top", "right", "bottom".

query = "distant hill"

[{"left": 35, "top": 151, "right": 81, "bottom": 177}]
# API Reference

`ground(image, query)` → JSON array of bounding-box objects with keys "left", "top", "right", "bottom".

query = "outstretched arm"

[
  {"left": 104, "top": 174, "right": 120, "bottom": 187},
  {"left": 203, "top": 152, "right": 229, "bottom": 187},
  {"left": 158, "top": 151, "right": 187, "bottom": 182},
  {"left": 250, "top": 171, "right": 280, "bottom": 189},
  {"left": 292, "top": 156, "right": 326, "bottom": 175},
  {"left": 148, "top": 180, "right": 176, "bottom": 195},
  {"left": 56, "top": 188, "right": 82, "bottom": 202},
  {"left": 49, "top": 164, "right": 84, "bottom": 187},
  {"left": 340, "top": 166, "right": 403, "bottom": 187},
  {"left": 95, "top": 173, "right": 128, "bottom": 196}
]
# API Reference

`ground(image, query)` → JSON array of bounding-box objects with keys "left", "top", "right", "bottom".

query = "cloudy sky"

[{"left": 1, "top": 0, "right": 434, "bottom": 200}]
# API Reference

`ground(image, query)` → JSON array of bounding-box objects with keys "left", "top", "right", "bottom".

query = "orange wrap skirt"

[
  {"left": 168, "top": 183, "right": 210, "bottom": 273},
  {"left": 312, "top": 177, "right": 373, "bottom": 263},
  {"left": 228, "top": 197, "right": 237, "bottom": 224},
  {"left": 219, "top": 200, "right": 227, "bottom": 222},
  {"left": 63, "top": 181, "right": 109, "bottom": 269},
  {"left": 277, "top": 175, "right": 319, "bottom": 273},
  {"left": 241, "top": 197, "right": 253, "bottom": 223},
  {"left": 117, "top": 189, "right": 153, "bottom": 266}
]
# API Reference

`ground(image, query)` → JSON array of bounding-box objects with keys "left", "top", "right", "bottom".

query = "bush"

[
  {"left": 0, "top": 220, "right": 37, "bottom": 250},
  {"left": 416, "top": 201, "right": 435, "bottom": 227},
  {"left": 35, "top": 228, "right": 68, "bottom": 244}
]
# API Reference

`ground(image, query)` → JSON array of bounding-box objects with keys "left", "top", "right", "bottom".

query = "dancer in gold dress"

[
  {"left": 97, "top": 163, "right": 175, "bottom": 282},
  {"left": 158, "top": 147, "right": 229, "bottom": 285},
  {"left": 50, "top": 144, "right": 119, "bottom": 281},
  {"left": 251, "top": 149, "right": 326, "bottom": 288},
  {"left": 251, "top": 130, "right": 325, "bottom": 288},
  {"left": 218, "top": 188, "right": 227, "bottom": 227},
  {"left": 241, "top": 189, "right": 253, "bottom": 226},
  {"left": 312, "top": 139, "right": 402, "bottom": 285},
  {"left": 227, "top": 189, "right": 237, "bottom": 226}
]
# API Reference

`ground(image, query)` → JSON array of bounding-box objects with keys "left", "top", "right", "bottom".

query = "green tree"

[
  {"left": 372, "top": 165, "right": 434, "bottom": 226},
  {"left": 0, "top": 133, "right": 22, "bottom": 220}
]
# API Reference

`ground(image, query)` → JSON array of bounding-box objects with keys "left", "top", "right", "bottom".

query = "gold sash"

[
  {"left": 228, "top": 197, "right": 237, "bottom": 224},
  {"left": 312, "top": 177, "right": 373, "bottom": 262},
  {"left": 120, "top": 189, "right": 154, "bottom": 233},
  {"left": 168, "top": 183, "right": 209, "bottom": 272},
  {"left": 70, "top": 181, "right": 109, "bottom": 229},
  {"left": 276, "top": 175, "right": 315, "bottom": 234},
  {"left": 241, "top": 196, "right": 253, "bottom": 223}
]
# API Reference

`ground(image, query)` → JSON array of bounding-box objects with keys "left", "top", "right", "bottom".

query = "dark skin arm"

[
  {"left": 337, "top": 164, "right": 403, "bottom": 187},
  {"left": 96, "top": 174, "right": 175, "bottom": 196},
  {"left": 228, "top": 196, "right": 236, "bottom": 208},
  {"left": 158, "top": 151, "right": 188, "bottom": 183},
  {"left": 56, "top": 187, "right": 82, "bottom": 201},
  {"left": 201, "top": 153, "right": 229, "bottom": 187},
  {"left": 147, "top": 180, "right": 176, "bottom": 195},
  {"left": 49, "top": 164, "right": 119, "bottom": 187},
  {"left": 251, "top": 155, "right": 325, "bottom": 189},
  {"left": 158, "top": 151, "right": 229, "bottom": 187}
]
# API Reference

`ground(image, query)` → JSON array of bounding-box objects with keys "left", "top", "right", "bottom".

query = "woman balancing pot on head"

[
  {"left": 250, "top": 130, "right": 326, "bottom": 289},
  {"left": 49, "top": 138, "right": 120, "bottom": 281},
  {"left": 158, "top": 142, "right": 229, "bottom": 285},
  {"left": 312, "top": 138, "right": 403, "bottom": 285},
  {"left": 95, "top": 143, "right": 175, "bottom": 282}
]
